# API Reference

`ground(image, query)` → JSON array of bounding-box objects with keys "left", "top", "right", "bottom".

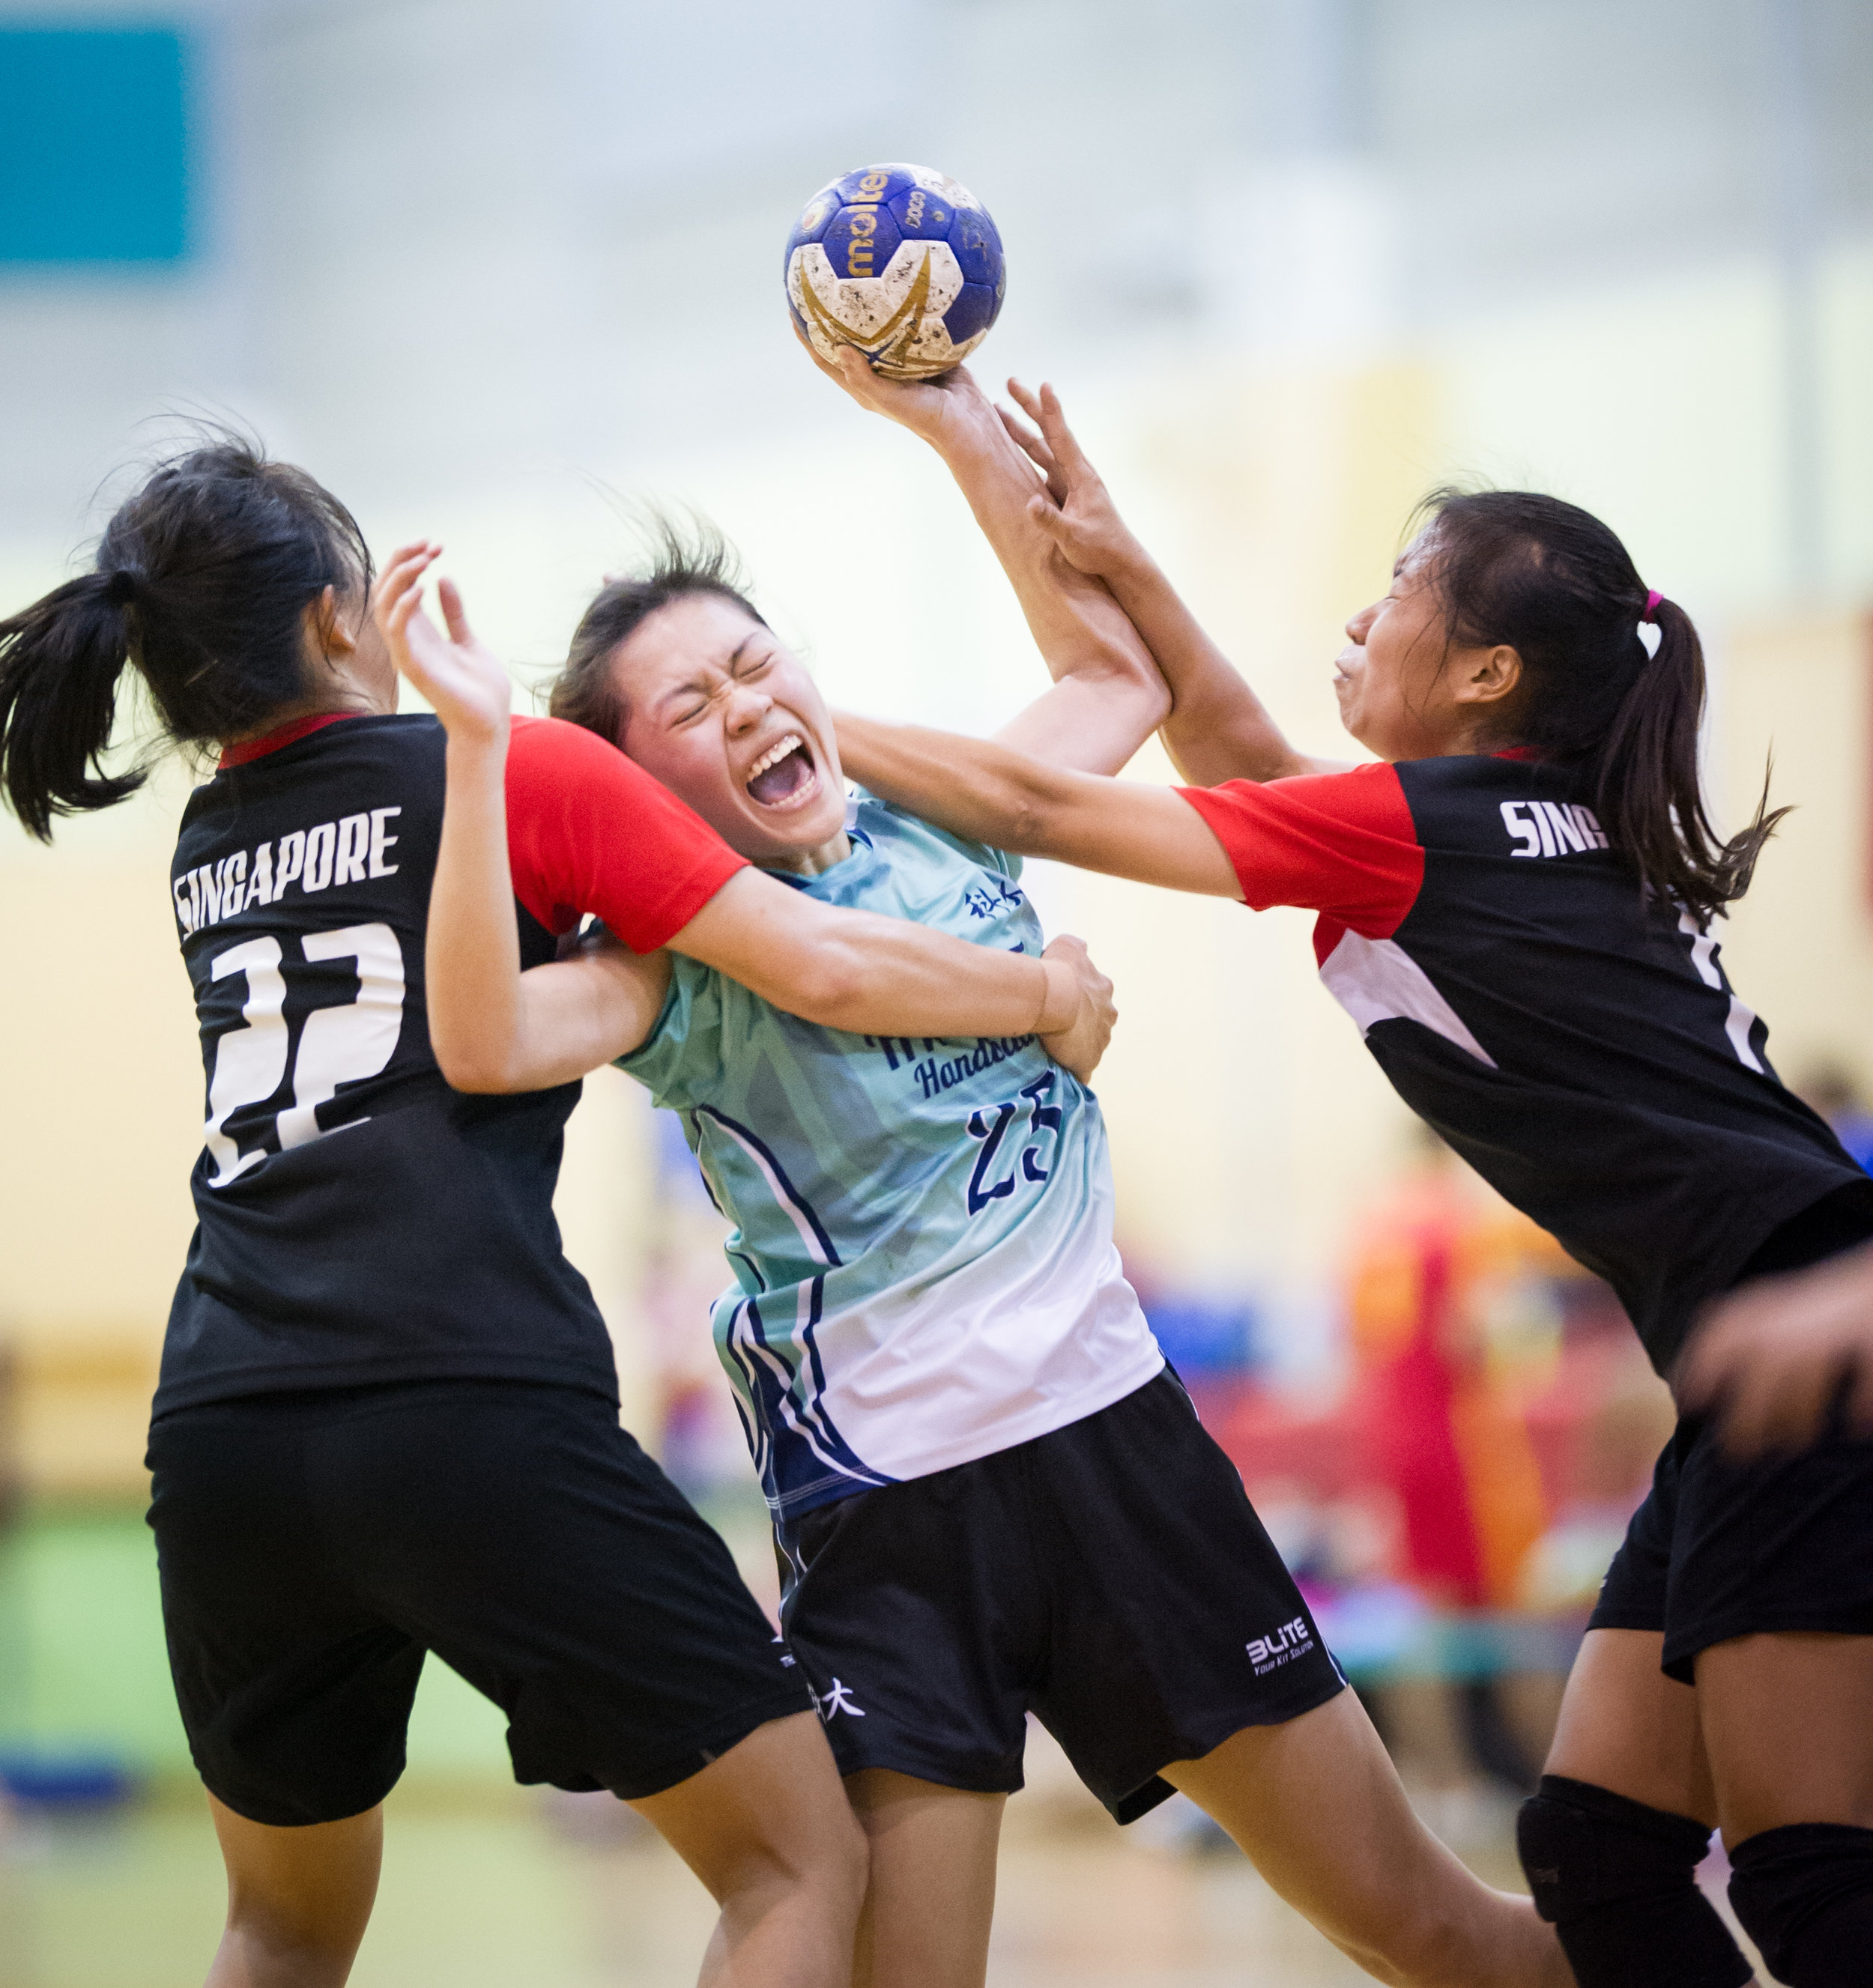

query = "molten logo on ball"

[{"left": 784, "top": 163, "right": 1006, "bottom": 381}]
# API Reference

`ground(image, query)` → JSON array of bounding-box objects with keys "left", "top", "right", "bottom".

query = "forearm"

[
  {"left": 427, "top": 734, "right": 654, "bottom": 1091},
  {"left": 835, "top": 713, "right": 1241, "bottom": 896},
  {"left": 932, "top": 416, "right": 1169, "bottom": 775},
  {"left": 1098, "top": 547, "right": 1325, "bottom": 786},
  {"left": 837, "top": 714, "right": 1071, "bottom": 855},
  {"left": 425, "top": 731, "right": 536, "bottom": 1089},
  {"left": 667, "top": 866, "right": 1079, "bottom": 1039}
]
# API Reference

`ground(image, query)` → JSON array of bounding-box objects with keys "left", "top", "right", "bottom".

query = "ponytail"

[
  {"left": 1415, "top": 488, "right": 1784, "bottom": 926},
  {"left": 1588, "top": 596, "right": 1786, "bottom": 923},
  {"left": 0, "top": 433, "right": 371, "bottom": 843},
  {"left": 0, "top": 572, "right": 145, "bottom": 840}
]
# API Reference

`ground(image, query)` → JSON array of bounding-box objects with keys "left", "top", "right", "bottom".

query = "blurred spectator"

[{"left": 1341, "top": 1129, "right": 1571, "bottom": 1810}]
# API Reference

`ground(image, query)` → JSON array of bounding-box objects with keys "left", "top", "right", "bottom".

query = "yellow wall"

[{"left": 1717, "top": 613, "right": 1873, "bottom": 1088}]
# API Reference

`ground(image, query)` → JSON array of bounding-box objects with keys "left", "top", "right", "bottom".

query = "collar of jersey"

[
  {"left": 218, "top": 711, "right": 360, "bottom": 769},
  {"left": 763, "top": 823, "right": 876, "bottom": 894}
]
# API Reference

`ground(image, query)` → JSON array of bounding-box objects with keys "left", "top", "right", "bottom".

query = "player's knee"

[
  {"left": 1515, "top": 1775, "right": 1752, "bottom": 1988},
  {"left": 221, "top": 1903, "right": 364, "bottom": 1987},
  {"left": 1728, "top": 1822, "right": 1873, "bottom": 1987}
]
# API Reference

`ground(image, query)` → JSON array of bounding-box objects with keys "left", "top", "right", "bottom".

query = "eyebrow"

[{"left": 656, "top": 632, "right": 761, "bottom": 712}]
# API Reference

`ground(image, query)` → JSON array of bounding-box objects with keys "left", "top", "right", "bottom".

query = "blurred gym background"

[{"left": 1, "top": 1, "right": 1870, "bottom": 1981}]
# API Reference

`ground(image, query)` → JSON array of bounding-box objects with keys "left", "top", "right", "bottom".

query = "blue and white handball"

[{"left": 784, "top": 163, "right": 1005, "bottom": 381}]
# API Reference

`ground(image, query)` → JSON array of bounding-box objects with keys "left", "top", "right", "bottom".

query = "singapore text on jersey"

[{"left": 173, "top": 806, "right": 402, "bottom": 937}]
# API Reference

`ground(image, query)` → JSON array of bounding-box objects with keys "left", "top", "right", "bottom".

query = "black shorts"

[
  {"left": 1591, "top": 1181, "right": 1873, "bottom": 1682},
  {"left": 148, "top": 1380, "right": 811, "bottom": 1826},
  {"left": 774, "top": 1371, "right": 1346, "bottom": 1824}
]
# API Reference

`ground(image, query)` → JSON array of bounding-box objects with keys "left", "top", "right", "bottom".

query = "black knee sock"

[
  {"left": 1728, "top": 1823, "right": 1873, "bottom": 1987},
  {"left": 1516, "top": 1774, "right": 1751, "bottom": 1988}
]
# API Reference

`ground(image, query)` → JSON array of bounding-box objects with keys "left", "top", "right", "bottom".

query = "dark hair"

[
  {"left": 0, "top": 434, "right": 372, "bottom": 841},
  {"left": 550, "top": 509, "right": 763, "bottom": 742},
  {"left": 1413, "top": 488, "right": 1785, "bottom": 924}
]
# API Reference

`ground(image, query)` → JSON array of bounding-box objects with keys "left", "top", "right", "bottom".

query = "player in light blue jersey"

[
  {"left": 620, "top": 788, "right": 1159, "bottom": 1520},
  {"left": 379, "top": 357, "right": 1570, "bottom": 1988}
]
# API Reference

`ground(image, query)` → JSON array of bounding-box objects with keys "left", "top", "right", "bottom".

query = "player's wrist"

[
  {"left": 444, "top": 725, "right": 510, "bottom": 795},
  {"left": 1033, "top": 957, "right": 1078, "bottom": 1037}
]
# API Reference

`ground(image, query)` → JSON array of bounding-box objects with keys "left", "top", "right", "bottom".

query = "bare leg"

[
  {"left": 843, "top": 1771, "right": 1004, "bottom": 1988},
  {"left": 1164, "top": 1691, "right": 1570, "bottom": 1988},
  {"left": 1695, "top": 1631, "right": 1873, "bottom": 1841},
  {"left": 1542, "top": 1626, "right": 1759, "bottom": 1986},
  {"left": 1545, "top": 1627, "right": 1719, "bottom": 1824},
  {"left": 205, "top": 1794, "right": 383, "bottom": 1987},
  {"left": 631, "top": 1710, "right": 868, "bottom": 1988}
]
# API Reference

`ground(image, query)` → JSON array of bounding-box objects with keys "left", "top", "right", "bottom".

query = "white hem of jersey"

[{"left": 769, "top": 1342, "right": 1168, "bottom": 1518}]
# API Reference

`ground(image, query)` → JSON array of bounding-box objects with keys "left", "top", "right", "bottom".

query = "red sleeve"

[
  {"left": 503, "top": 715, "right": 748, "bottom": 951},
  {"left": 1178, "top": 763, "right": 1423, "bottom": 943}
]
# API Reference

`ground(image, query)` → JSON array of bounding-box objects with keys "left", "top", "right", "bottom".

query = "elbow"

[
  {"left": 1085, "top": 640, "right": 1172, "bottom": 734},
  {"left": 432, "top": 1031, "right": 529, "bottom": 1095}
]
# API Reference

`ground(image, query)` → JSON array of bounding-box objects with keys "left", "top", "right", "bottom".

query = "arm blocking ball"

[{"left": 785, "top": 163, "right": 1005, "bottom": 381}]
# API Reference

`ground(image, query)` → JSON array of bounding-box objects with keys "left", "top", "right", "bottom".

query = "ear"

[
  {"left": 1453, "top": 642, "right": 1522, "bottom": 709},
  {"left": 304, "top": 584, "right": 359, "bottom": 664}
]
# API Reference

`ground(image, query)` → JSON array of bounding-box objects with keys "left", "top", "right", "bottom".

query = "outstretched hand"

[
  {"left": 996, "top": 381, "right": 1146, "bottom": 583},
  {"left": 373, "top": 543, "right": 512, "bottom": 750}
]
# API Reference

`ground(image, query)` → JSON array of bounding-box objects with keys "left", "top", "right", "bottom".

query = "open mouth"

[{"left": 745, "top": 732, "right": 820, "bottom": 810}]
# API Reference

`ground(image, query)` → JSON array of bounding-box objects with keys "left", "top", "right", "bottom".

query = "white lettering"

[
  {"left": 1539, "top": 799, "right": 1588, "bottom": 855},
  {"left": 200, "top": 864, "right": 223, "bottom": 925},
  {"left": 301, "top": 822, "right": 336, "bottom": 893},
  {"left": 1500, "top": 801, "right": 1540, "bottom": 858},
  {"left": 368, "top": 807, "right": 401, "bottom": 878},
  {"left": 245, "top": 842, "right": 274, "bottom": 909},
  {"left": 274, "top": 831, "right": 306, "bottom": 894},
  {"left": 334, "top": 813, "right": 369, "bottom": 886},
  {"left": 172, "top": 873, "right": 196, "bottom": 936}
]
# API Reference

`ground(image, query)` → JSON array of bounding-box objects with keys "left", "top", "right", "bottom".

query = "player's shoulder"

[
  {"left": 508, "top": 712, "right": 629, "bottom": 775},
  {"left": 178, "top": 712, "right": 443, "bottom": 837}
]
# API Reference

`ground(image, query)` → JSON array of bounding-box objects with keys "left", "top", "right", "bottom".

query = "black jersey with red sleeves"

[
  {"left": 1181, "top": 755, "right": 1865, "bottom": 1372},
  {"left": 157, "top": 712, "right": 744, "bottom": 1416}
]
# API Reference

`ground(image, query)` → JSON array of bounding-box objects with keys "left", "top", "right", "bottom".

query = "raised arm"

[
  {"left": 998, "top": 381, "right": 1349, "bottom": 787},
  {"left": 835, "top": 712, "right": 1242, "bottom": 899},
  {"left": 375, "top": 551, "right": 1115, "bottom": 1091},
  {"left": 814, "top": 348, "right": 1167, "bottom": 775}
]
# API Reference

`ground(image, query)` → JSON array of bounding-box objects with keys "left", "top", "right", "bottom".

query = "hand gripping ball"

[{"left": 784, "top": 163, "right": 1005, "bottom": 381}]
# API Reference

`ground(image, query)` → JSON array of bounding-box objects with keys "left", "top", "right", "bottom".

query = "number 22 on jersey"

[{"left": 202, "top": 922, "right": 405, "bottom": 1186}]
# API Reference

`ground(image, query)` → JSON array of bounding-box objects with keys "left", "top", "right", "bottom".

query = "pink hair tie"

[
  {"left": 1636, "top": 589, "right": 1665, "bottom": 659},
  {"left": 1641, "top": 588, "right": 1662, "bottom": 619}
]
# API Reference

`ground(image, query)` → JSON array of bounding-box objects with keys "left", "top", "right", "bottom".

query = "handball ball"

[{"left": 785, "top": 163, "right": 1005, "bottom": 381}]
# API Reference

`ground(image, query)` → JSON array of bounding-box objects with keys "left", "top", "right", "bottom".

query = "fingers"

[
  {"left": 437, "top": 576, "right": 473, "bottom": 646},
  {"left": 1025, "top": 491, "right": 1076, "bottom": 546},
  {"left": 1026, "top": 380, "right": 1095, "bottom": 486},
  {"left": 373, "top": 547, "right": 439, "bottom": 637},
  {"left": 997, "top": 404, "right": 1062, "bottom": 491}
]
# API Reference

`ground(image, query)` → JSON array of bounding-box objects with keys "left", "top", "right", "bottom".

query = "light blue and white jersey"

[{"left": 620, "top": 794, "right": 1162, "bottom": 1520}]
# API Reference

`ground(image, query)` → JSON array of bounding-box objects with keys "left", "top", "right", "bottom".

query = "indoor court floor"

[{"left": 1, "top": 1733, "right": 1761, "bottom": 1987}]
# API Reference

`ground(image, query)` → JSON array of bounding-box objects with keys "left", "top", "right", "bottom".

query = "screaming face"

[{"left": 609, "top": 593, "right": 851, "bottom": 873}]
